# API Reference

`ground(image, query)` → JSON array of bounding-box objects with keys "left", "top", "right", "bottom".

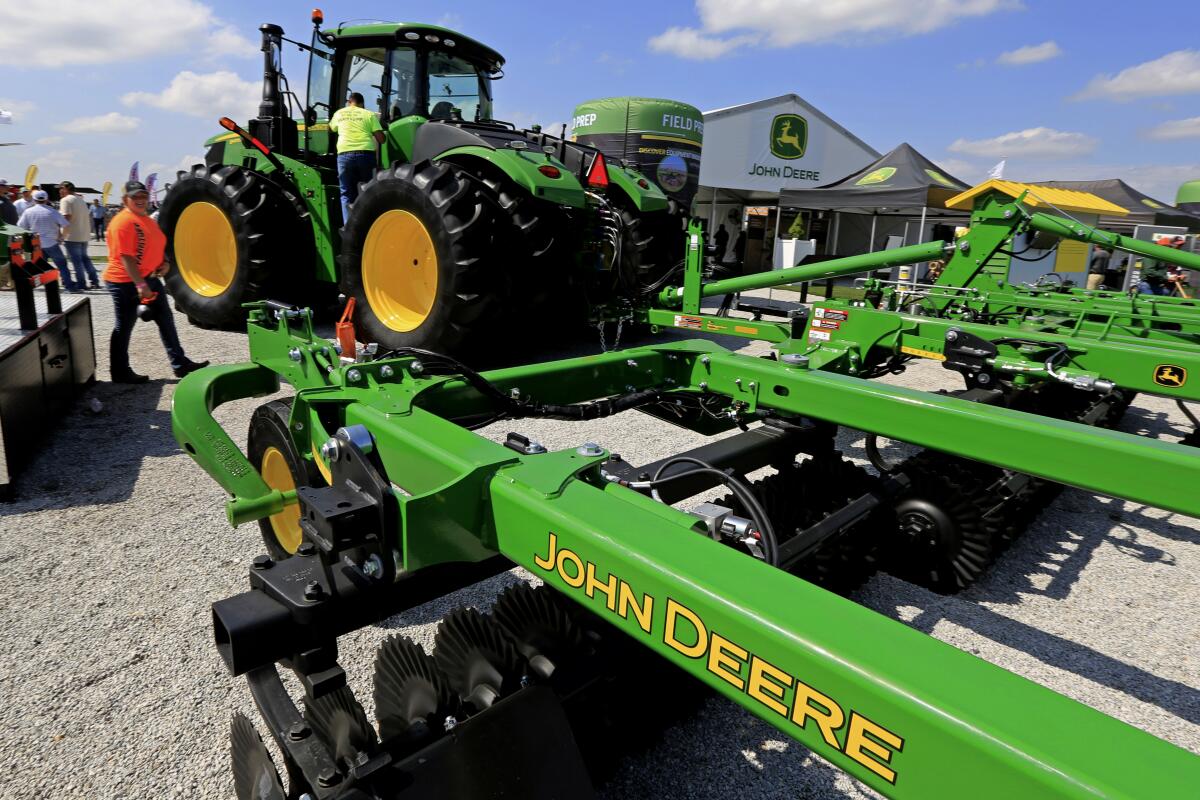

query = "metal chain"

[{"left": 596, "top": 314, "right": 634, "bottom": 353}]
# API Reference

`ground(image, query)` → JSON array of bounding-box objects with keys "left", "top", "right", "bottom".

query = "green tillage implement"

[
  {"left": 173, "top": 303, "right": 1200, "bottom": 799},
  {"left": 648, "top": 194, "right": 1200, "bottom": 404}
]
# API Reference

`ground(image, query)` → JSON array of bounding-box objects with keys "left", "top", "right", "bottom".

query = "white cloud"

[
  {"left": 934, "top": 157, "right": 984, "bottom": 184},
  {"left": 29, "top": 149, "right": 81, "bottom": 172},
  {"left": 36, "top": 136, "right": 64, "bottom": 146},
  {"left": 57, "top": 112, "right": 141, "bottom": 134},
  {"left": 0, "top": 98, "right": 35, "bottom": 116},
  {"left": 648, "top": 27, "right": 758, "bottom": 60},
  {"left": 205, "top": 24, "right": 259, "bottom": 60},
  {"left": 648, "top": 0, "right": 1021, "bottom": 59},
  {"left": 122, "top": 70, "right": 259, "bottom": 119},
  {"left": 1145, "top": 116, "right": 1200, "bottom": 141},
  {"left": 997, "top": 41, "right": 1061, "bottom": 66},
  {"left": 0, "top": 1, "right": 257, "bottom": 67},
  {"left": 0, "top": 0, "right": 207, "bottom": 66},
  {"left": 948, "top": 127, "right": 1097, "bottom": 159},
  {"left": 1073, "top": 50, "right": 1200, "bottom": 101}
]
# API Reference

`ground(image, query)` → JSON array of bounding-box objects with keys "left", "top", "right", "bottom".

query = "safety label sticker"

[
  {"left": 811, "top": 319, "right": 840, "bottom": 330},
  {"left": 808, "top": 329, "right": 832, "bottom": 342},
  {"left": 814, "top": 307, "right": 849, "bottom": 322},
  {"left": 675, "top": 315, "right": 703, "bottom": 330}
]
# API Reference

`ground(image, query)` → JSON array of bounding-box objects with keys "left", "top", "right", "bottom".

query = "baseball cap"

[
  {"left": 124, "top": 180, "right": 149, "bottom": 196},
  {"left": 32, "top": 189, "right": 48, "bottom": 202}
]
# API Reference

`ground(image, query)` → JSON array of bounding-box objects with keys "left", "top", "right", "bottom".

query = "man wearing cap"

[
  {"left": 328, "top": 91, "right": 384, "bottom": 222},
  {"left": 17, "top": 189, "right": 77, "bottom": 291},
  {"left": 12, "top": 188, "right": 33, "bottom": 216},
  {"left": 59, "top": 181, "right": 100, "bottom": 290},
  {"left": 103, "top": 180, "right": 208, "bottom": 383}
]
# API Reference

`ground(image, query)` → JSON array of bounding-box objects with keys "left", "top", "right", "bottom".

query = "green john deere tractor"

[{"left": 159, "top": 11, "right": 676, "bottom": 352}]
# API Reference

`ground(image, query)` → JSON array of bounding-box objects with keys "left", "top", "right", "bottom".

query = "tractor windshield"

[{"left": 426, "top": 52, "right": 492, "bottom": 122}]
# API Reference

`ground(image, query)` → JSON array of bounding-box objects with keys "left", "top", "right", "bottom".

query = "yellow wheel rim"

[
  {"left": 260, "top": 446, "right": 302, "bottom": 554},
  {"left": 174, "top": 201, "right": 238, "bottom": 297},
  {"left": 362, "top": 210, "right": 438, "bottom": 332}
]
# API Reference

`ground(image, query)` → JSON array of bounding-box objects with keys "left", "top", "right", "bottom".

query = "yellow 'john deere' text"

[{"left": 532, "top": 532, "right": 906, "bottom": 784}]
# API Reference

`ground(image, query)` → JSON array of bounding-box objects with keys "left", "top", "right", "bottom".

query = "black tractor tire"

[
  {"left": 340, "top": 161, "right": 506, "bottom": 354},
  {"left": 159, "top": 164, "right": 307, "bottom": 328},
  {"left": 246, "top": 399, "right": 325, "bottom": 561},
  {"left": 620, "top": 206, "right": 684, "bottom": 290}
]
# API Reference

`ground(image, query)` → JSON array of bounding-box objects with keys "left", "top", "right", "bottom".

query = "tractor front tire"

[
  {"left": 159, "top": 165, "right": 301, "bottom": 327},
  {"left": 340, "top": 161, "right": 503, "bottom": 354},
  {"left": 246, "top": 399, "right": 325, "bottom": 561}
]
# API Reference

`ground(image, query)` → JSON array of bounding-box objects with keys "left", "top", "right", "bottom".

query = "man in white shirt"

[
  {"left": 59, "top": 181, "right": 100, "bottom": 289},
  {"left": 16, "top": 190, "right": 76, "bottom": 291},
  {"left": 12, "top": 188, "right": 32, "bottom": 216}
]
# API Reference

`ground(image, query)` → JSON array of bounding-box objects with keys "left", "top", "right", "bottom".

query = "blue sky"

[{"left": 2, "top": 0, "right": 1197, "bottom": 201}]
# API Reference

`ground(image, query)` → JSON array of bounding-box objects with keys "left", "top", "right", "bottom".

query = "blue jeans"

[
  {"left": 64, "top": 240, "right": 100, "bottom": 287},
  {"left": 1137, "top": 281, "right": 1169, "bottom": 295},
  {"left": 92, "top": 217, "right": 105, "bottom": 240},
  {"left": 337, "top": 151, "right": 377, "bottom": 223},
  {"left": 42, "top": 243, "right": 77, "bottom": 291},
  {"left": 106, "top": 275, "right": 187, "bottom": 376}
]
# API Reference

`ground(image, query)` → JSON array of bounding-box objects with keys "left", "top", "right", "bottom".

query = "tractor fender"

[
  {"left": 436, "top": 145, "right": 588, "bottom": 209},
  {"left": 605, "top": 163, "right": 669, "bottom": 214}
]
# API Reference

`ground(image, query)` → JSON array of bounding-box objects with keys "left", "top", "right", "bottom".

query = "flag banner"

[
  {"left": 102, "top": 180, "right": 112, "bottom": 206},
  {"left": 129, "top": 161, "right": 139, "bottom": 183},
  {"left": 146, "top": 173, "right": 158, "bottom": 198},
  {"left": 24, "top": 165, "right": 37, "bottom": 189},
  {"left": 987, "top": 160, "right": 1007, "bottom": 180}
]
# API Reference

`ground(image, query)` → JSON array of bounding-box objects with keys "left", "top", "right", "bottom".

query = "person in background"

[
  {"left": 59, "top": 181, "right": 100, "bottom": 290},
  {"left": 104, "top": 181, "right": 208, "bottom": 384},
  {"left": 1087, "top": 246, "right": 1111, "bottom": 290},
  {"left": 13, "top": 188, "right": 33, "bottom": 216},
  {"left": 0, "top": 180, "right": 17, "bottom": 226},
  {"left": 1136, "top": 259, "right": 1170, "bottom": 295},
  {"left": 713, "top": 223, "right": 730, "bottom": 264},
  {"left": 90, "top": 199, "right": 107, "bottom": 240},
  {"left": 17, "top": 189, "right": 77, "bottom": 291},
  {"left": 328, "top": 91, "right": 384, "bottom": 222}
]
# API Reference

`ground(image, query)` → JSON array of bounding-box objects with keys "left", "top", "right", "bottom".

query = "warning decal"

[
  {"left": 675, "top": 315, "right": 703, "bottom": 330},
  {"left": 814, "top": 307, "right": 849, "bottom": 322}
]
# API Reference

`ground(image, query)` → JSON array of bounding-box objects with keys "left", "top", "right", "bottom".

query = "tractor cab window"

[
  {"left": 306, "top": 37, "right": 334, "bottom": 122},
  {"left": 385, "top": 47, "right": 418, "bottom": 120},
  {"left": 343, "top": 48, "right": 387, "bottom": 118},
  {"left": 426, "top": 52, "right": 492, "bottom": 122}
]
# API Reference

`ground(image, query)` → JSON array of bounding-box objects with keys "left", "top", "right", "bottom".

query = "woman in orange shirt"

[{"left": 104, "top": 180, "right": 208, "bottom": 383}]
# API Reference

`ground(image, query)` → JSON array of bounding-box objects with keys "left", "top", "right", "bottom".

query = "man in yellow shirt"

[{"left": 329, "top": 92, "right": 385, "bottom": 222}]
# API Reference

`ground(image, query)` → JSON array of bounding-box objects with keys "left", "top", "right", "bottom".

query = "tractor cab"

[{"left": 301, "top": 22, "right": 504, "bottom": 162}]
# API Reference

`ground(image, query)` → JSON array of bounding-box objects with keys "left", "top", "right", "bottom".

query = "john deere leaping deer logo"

[
  {"left": 1153, "top": 364, "right": 1187, "bottom": 388},
  {"left": 770, "top": 114, "right": 807, "bottom": 160}
]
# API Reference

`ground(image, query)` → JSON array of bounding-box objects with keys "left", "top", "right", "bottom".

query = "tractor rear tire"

[
  {"left": 340, "top": 161, "right": 505, "bottom": 354},
  {"left": 246, "top": 399, "right": 325, "bottom": 561},
  {"left": 160, "top": 165, "right": 305, "bottom": 328}
]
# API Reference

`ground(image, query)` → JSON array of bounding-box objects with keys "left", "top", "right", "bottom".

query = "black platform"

[{"left": 0, "top": 292, "right": 96, "bottom": 499}]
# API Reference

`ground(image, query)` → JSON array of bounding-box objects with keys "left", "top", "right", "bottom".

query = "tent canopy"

[
  {"left": 1033, "top": 179, "right": 1200, "bottom": 232},
  {"left": 778, "top": 142, "right": 970, "bottom": 213}
]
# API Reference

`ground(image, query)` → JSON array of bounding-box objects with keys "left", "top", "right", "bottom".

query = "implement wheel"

[
  {"left": 246, "top": 399, "right": 324, "bottom": 560},
  {"left": 340, "top": 161, "right": 504, "bottom": 353},
  {"left": 159, "top": 164, "right": 307, "bottom": 327}
]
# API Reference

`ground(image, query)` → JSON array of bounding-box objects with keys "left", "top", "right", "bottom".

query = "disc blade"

[
  {"left": 230, "top": 713, "right": 285, "bottom": 800},
  {"left": 433, "top": 608, "right": 525, "bottom": 712},
  {"left": 303, "top": 684, "right": 377, "bottom": 768},
  {"left": 373, "top": 635, "right": 459, "bottom": 743}
]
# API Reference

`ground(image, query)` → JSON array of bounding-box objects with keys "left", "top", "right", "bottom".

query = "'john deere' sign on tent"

[{"left": 572, "top": 97, "right": 703, "bottom": 207}]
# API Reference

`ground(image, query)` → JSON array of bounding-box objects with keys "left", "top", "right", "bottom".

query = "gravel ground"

[{"left": 1, "top": 254, "right": 1197, "bottom": 799}]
